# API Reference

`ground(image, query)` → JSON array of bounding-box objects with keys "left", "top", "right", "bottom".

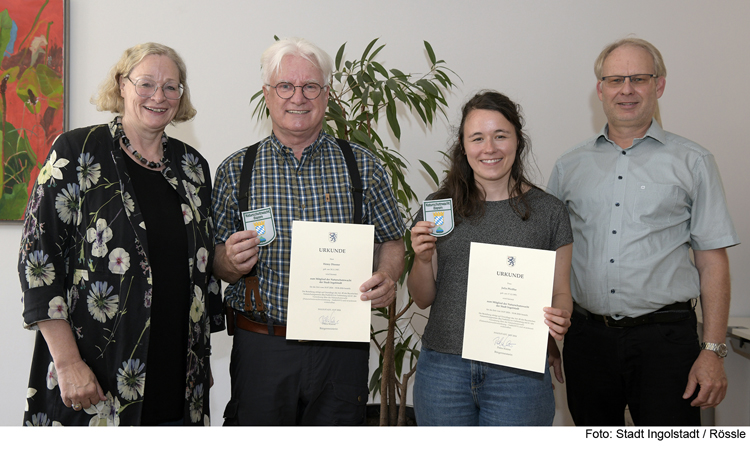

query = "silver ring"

[{"left": 72, "top": 403, "right": 82, "bottom": 411}]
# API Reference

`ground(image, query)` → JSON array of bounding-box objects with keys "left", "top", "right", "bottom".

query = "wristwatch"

[{"left": 701, "top": 342, "right": 728, "bottom": 358}]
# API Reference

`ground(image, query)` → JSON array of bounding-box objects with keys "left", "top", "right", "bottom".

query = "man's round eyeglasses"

[
  {"left": 600, "top": 74, "right": 656, "bottom": 88},
  {"left": 267, "top": 82, "right": 326, "bottom": 100},
  {"left": 127, "top": 76, "right": 184, "bottom": 100}
]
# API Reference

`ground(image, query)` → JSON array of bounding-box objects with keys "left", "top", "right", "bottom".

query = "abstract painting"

[{"left": 1, "top": 0, "right": 67, "bottom": 220}]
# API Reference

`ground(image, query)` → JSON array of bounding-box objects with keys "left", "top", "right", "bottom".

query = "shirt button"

[
  {"left": 610, "top": 259, "right": 615, "bottom": 263},
  {"left": 618, "top": 176, "right": 623, "bottom": 180},
  {"left": 611, "top": 289, "right": 616, "bottom": 294},
  {"left": 615, "top": 203, "right": 620, "bottom": 207},
  {"left": 300, "top": 203, "right": 306, "bottom": 209},
  {"left": 621, "top": 151, "right": 626, "bottom": 155},
  {"left": 612, "top": 230, "right": 617, "bottom": 234}
]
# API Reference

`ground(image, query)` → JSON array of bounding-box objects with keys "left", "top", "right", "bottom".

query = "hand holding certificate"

[
  {"left": 286, "top": 221, "right": 374, "bottom": 342},
  {"left": 462, "top": 242, "right": 556, "bottom": 373}
]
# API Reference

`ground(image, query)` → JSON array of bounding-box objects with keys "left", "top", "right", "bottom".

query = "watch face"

[{"left": 703, "top": 342, "right": 728, "bottom": 357}]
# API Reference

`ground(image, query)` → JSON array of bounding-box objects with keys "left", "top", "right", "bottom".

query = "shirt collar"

[
  {"left": 269, "top": 131, "right": 327, "bottom": 158},
  {"left": 598, "top": 118, "right": 667, "bottom": 149}
]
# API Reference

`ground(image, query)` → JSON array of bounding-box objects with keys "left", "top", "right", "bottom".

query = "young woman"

[{"left": 408, "top": 90, "right": 573, "bottom": 426}]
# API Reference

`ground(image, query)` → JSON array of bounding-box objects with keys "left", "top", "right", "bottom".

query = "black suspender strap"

[
  {"left": 238, "top": 142, "right": 259, "bottom": 214},
  {"left": 336, "top": 138, "right": 363, "bottom": 225}
]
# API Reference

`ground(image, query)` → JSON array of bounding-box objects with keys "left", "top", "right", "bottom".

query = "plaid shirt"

[{"left": 212, "top": 132, "right": 405, "bottom": 324}]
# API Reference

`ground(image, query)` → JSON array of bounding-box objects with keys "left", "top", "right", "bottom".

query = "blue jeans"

[{"left": 413, "top": 347, "right": 554, "bottom": 426}]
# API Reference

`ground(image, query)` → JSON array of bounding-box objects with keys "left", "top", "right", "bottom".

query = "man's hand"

[
  {"left": 214, "top": 230, "right": 260, "bottom": 284},
  {"left": 360, "top": 270, "right": 397, "bottom": 309},
  {"left": 683, "top": 349, "right": 727, "bottom": 409}
]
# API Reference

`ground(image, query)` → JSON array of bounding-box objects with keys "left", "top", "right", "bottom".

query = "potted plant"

[{"left": 251, "top": 37, "right": 459, "bottom": 425}]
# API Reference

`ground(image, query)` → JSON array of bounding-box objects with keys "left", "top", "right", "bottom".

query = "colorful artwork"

[{"left": 1, "top": 0, "right": 67, "bottom": 220}]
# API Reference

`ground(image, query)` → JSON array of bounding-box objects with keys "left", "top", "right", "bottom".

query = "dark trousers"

[
  {"left": 563, "top": 309, "right": 702, "bottom": 426},
  {"left": 223, "top": 328, "right": 370, "bottom": 426}
]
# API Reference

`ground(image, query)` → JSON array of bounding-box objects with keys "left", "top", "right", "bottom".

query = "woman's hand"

[
  {"left": 543, "top": 306, "right": 571, "bottom": 341},
  {"left": 38, "top": 319, "right": 106, "bottom": 411},
  {"left": 410, "top": 221, "right": 437, "bottom": 264},
  {"left": 56, "top": 359, "right": 106, "bottom": 411},
  {"left": 547, "top": 336, "right": 564, "bottom": 386}
]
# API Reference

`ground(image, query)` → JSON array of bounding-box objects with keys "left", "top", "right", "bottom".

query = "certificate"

[
  {"left": 286, "top": 220, "right": 374, "bottom": 342},
  {"left": 462, "top": 242, "right": 556, "bottom": 373}
]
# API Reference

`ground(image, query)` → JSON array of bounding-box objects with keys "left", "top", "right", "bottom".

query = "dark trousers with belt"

[
  {"left": 563, "top": 305, "right": 702, "bottom": 426},
  {"left": 223, "top": 325, "right": 370, "bottom": 426}
]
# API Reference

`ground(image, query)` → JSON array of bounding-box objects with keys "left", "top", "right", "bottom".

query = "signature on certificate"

[
  {"left": 493, "top": 335, "right": 517, "bottom": 350},
  {"left": 319, "top": 312, "right": 340, "bottom": 326}
]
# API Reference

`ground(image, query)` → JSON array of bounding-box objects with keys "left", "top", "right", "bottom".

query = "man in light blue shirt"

[{"left": 548, "top": 37, "right": 739, "bottom": 425}]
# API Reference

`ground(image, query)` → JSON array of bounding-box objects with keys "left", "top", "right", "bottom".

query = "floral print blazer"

[{"left": 19, "top": 120, "right": 224, "bottom": 426}]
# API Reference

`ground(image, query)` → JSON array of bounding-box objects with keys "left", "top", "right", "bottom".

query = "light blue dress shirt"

[{"left": 548, "top": 120, "right": 739, "bottom": 318}]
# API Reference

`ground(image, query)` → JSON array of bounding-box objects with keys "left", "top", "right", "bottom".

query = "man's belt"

[
  {"left": 231, "top": 307, "right": 286, "bottom": 337},
  {"left": 226, "top": 275, "right": 286, "bottom": 336},
  {"left": 576, "top": 301, "right": 693, "bottom": 328}
]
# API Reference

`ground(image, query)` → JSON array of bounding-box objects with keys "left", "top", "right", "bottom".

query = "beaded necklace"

[{"left": 116, "top": 120, "right": 169, "bottom": 169}]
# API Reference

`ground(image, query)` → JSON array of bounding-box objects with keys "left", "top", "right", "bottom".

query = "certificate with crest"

[
  {"left": 286, "top": 220, "right": 374, "bottom": 342},
  {"left": 461, "top": 242, "right": 556, "bottom": 373}
]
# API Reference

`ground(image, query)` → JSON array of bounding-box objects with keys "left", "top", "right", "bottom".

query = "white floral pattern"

[
  {"left": 86, "top": 218, "right": 113, "bottom": 257},
  {"left": 190, "top": 285, "right": 205, "bottom": 323},
  {"left": 181, "top": 153, "right": 205, "bottom": 184},
  {"left": 87, "top": 281, "right": 119, "bottom": 323},
  {"left": 181, "top": 203, "right": 193, "bottom": 224},
  {"left": 116, "top": 359, "right": 146, "bottom": 401},
  {"left": 19, "top": 121, "right": 222, "bottom": 426},
  {"left": 84, "top": 392, "right": 120, "bottom": 426},
  {"left": 122, "top": 191, "right": 135, "bottom": 216},
  {"left": 47, "top": 296, "right": 68, "bottom": 319},
  {"left": 45, "top": 362, "right": 58, "bottom": 390},
  {"left": 36, "top": 150, "right": 68, "bottom": 185},
  {"left": 77, "top": 152, "right": 101, "bottom": 191},
  {"left": 196, "top": 247, "right": 208, "bottom": 273},
  {"left": 54, "top": 182, "right": 80, "bottom": 224},
  {"left": 25, "top": 250, "right": 55, "bottom": 288},
  {"left": 108, "top": 248, "right": 130, "bottom": 274}
]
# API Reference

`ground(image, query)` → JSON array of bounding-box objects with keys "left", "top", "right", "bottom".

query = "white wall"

[{"left": 2, "top": 0, "right": 749, "bottom": 426}]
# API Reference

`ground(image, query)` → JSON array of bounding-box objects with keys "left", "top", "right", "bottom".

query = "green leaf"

[
  {"left": 0, "top": 10, "right": 13, "bottom": 58},
  {"left": 371, "top": 61, "right": 389, "bottom": 78},
  {"left": 424, "top": 40, "right": 437, "bottom": 65},
  {"left": 36, "top": 64, "right": 63, "bottom": 108},
  {"left": 389, "top": 68, "right": 406, "bottom": 79},
  {"left": 0, "top": 183, "right": 29, "bottom": 220},
  {"left": 16, "top": 68, "right": 42, "bottom": 114},
  {"left": 361, "top": 38, "right": 379, "bottom": 62},
  {"left": 386, "top": 102, "right": 400, "bottom": 141},
  {"left": 350, "top": 128, "right": 376, "bottom": 151},
  {"left": 416, "top": 79, "right": 439, "bottom": 97},
  {"left": 335, "top": 42, "right": 346, "bottom": 70},
  {"left": 369, "top": 44, "right": 386, "bottom": 62},
  {"left": 411, "top": 101, "right": 427, "bottom": 124},
  {"left": 419, "top": 160, "right": 440, "bottom": 186}
]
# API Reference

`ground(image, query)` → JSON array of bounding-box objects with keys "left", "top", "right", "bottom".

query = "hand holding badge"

[
  {"left": 242, "top": 207, "right": 277, "bottom": 246},
  {"left": 422, "top": 199, "right": 454, "bottom": 237}
]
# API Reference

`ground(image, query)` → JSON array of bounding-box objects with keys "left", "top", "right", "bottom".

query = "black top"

[{"left": 124, "top": 155, "right": 190, "bottom": 425}]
